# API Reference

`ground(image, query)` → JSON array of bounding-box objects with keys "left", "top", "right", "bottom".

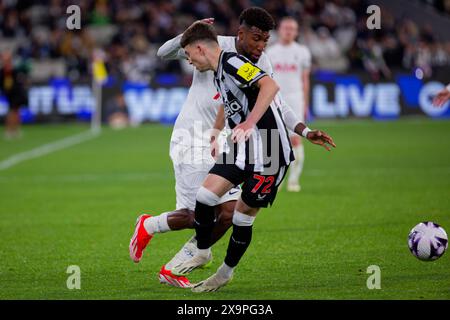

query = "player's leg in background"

[
  {"left": 142, "top": 209, "right": 194, "bottom": 236},
  {"left": 166, "top": 209, "right": 194, "bottom": 229},
  {"left": 161, "top": 151, "right": 240, "bottom": 286},
  {"left": 152, "top": 159, "right": 206, "bottom": 269},
  {"left": 192, "top": 198, "right": 259, "bottom": 292},
  {"left": 4, "top": 105, "right": 21, "bottom": 139},
  {"left": 287, "top": 134, "right": 304, "bottom": 192},
  {"left": 192, "top": 166, "right": 288, "bottom": 292},
  {"left": 164, "top": 194, "right": 238, "bottom": 269},
  {"left": 163, "top": 147, "right": 223, "bottom": 270},
  {"left": 163, "top": 197, "right": 238, "bottom": 277},
  {"left": 144, "top": 139, "right": 214, "bottom": 238},
  {"left": 129, "top": 143, "right": 207, "bottom": 264},
  {"left": 141, "top": 164, "right": 199, "bottom": 237},
  {"left": 283, "top": 95, "right": 305, "bottom": 192},
  {"left": 137, "top": 161, "right": 203, "bottom": 239},
  {"left": 156, "top": 207, "right": 199, "bottom": 288},
  {"left": 171, "top": 174, "right": 235, "bottom": 275},
  {"left": 210, "top": 200, "right": 235, "bottom": 245}
]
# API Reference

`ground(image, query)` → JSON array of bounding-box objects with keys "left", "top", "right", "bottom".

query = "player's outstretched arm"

[
  {"left": 157, "top": 34, "right": 186, "bottom": 60},
  {"left": 278, "top": 94, "right": 301, "bottom": 132},
  {"left": 432, "top": 84, "right": 450, "bottom": 107},
  {"left": 157, "top": 18, "right": 215, "bottom": 60},
  {"left": 289, "top": 117, "right": 335, "bottom": 151},
  {"left": 305, "top": 129, "right": 336, "bottom": 151},
  {"left": 302, "top": 69, "right": 311, "bottom": 119}
]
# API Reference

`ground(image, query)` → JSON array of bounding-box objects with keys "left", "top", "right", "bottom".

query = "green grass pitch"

[{"left": 0, "top": 118, "right": 449, "bottom": 299}]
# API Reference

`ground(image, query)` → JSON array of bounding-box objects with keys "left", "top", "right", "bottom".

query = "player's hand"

[
  {"left": 232, "top": 121, "right": 255, "bottom": 143},
  {"left": 198, "top": 18, "right": 214, "bottom": 25},
  {"left": 432, "top": 88, "right": 450, "bottom": 107},
  {"left": 306, "top": 130, "right": 336, "bottom": 151},
  {"left": 190, "top": 18, "right": 214, "bottom": 30},
  {"left": 210, "top": 136, "right": 219, "bottom": 160}
]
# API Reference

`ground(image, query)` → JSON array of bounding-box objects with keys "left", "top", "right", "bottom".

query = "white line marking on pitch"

[{"left": 0, "top": 130, "right": 99, "bottom": 171}]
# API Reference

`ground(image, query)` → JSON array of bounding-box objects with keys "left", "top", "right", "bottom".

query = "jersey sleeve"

[
  {"left": 277, "top": 93, "right": 301, "bottom": 131},
  {"left": 217, "top": 36, "right": 235, "bottom": 50},
  {"left": 223, "top": 54, "right": 267, "bottom": 88},
  {"left": 257, "top": 52, "right": 274, "bottom": 78},
  {"left": 300, "top": 46, "right": 312, "bottom": 70},
  {"left": 156, "top": 34, "right": 187, "bottom": 60}
]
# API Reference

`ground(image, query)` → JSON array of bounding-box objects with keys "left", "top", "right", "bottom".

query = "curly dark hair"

[
  {"left": 238, "top": 7, "right": 275, "bottom": 32},
  {"left": 180, "top": 22, "right": 218, "bottom": 48}
]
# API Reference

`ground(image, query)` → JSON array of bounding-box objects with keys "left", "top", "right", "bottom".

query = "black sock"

[
  {"left": 224, "top": 224, "right": 253, "bottom": 267},
  {"left": 194, "top": 200, "right": 216, "bottom": 249}
]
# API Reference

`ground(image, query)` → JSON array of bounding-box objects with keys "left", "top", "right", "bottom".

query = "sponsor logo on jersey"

[
  {"left": 237, "top": 63, "right": 261, "bottom": 81},
  {"left": 224, "top": 99, "right": 242, "bottom": 117},
  {"left": 274, "top": 63, "right": 298, "bottom": 72}
]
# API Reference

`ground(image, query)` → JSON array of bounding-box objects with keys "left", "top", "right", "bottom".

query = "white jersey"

[
  {"left": 158, "top": 35, "right": 274, "bottom": 149},
  {"left": 266, "top": 42, "right": 311, "bottom": 114}
]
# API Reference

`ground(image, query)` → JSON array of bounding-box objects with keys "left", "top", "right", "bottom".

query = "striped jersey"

[{"left": 214, "top": 51, "right": 294, "bottom": 173}]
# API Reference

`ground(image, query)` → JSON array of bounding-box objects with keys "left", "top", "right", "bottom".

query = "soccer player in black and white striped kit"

[{"left": 171, "top": 21, "right": 335, "bottom": 292}]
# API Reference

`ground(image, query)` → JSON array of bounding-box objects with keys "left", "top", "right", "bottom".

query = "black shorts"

[{"left": 209, "top": 162, "right": 288, "bottom": 208}]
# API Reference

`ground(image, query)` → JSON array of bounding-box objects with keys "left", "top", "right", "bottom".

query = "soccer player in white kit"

[
  {"left": 130, "top": 9, "right": 283, "bottom": 288},
  {"left": 171, "top": 21, "right": 334, "bottom": 292},
  {"left": 267, "top": 17, "right": 312, "bottom": 192},
  {"left": 129, "top": 9, "right": 336, "bottom": 289}
]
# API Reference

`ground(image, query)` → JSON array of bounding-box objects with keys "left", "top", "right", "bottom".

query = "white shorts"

[
  {"left": 283, "top": 93, "right": 305, "bottom": 136},
  {"left": 169, "top": 141, "right": 241, "bottom": 211}
]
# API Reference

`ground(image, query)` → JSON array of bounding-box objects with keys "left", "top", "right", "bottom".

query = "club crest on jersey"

[{"left": 237, "top": 63, "right": 260, "bottom": 81}]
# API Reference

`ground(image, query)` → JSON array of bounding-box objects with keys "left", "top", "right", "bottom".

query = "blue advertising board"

[{"left": 1, "top": 72, "right": 449, "bottom": 123}]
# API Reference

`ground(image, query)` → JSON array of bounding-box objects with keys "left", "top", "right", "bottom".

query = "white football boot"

[
  {"left": 191, "top": 273, "right": 232, "bottom": 293},
  {"left": 171, "top": 250, "right": 212, "bottom": 276}
]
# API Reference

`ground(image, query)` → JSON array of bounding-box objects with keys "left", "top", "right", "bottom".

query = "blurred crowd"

[{"left": 1, "top": 0, "right": 450, "bottom": 84}]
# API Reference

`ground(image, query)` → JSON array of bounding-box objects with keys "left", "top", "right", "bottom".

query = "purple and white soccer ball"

[{"left": 408, "top": 222, "right": 448, "bottom": 261}]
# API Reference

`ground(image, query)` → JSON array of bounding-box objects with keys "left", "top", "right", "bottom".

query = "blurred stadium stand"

[
  {"left": 1, "top": 0, "right": 450, "bottom": 124},
  {"left": 373, "top": 0, "right": 450, "bottom": 41}
]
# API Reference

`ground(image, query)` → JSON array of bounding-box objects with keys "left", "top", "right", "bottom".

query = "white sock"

[
  {"left": 197, "top": 248, "right": 211, "bottom": 258},
  {"left": 297, "top": 144, "right": 305, "bottom": 178},
  {"left": 288, "top": 144, "right": 304, "bottom": 184},
  {"left": 143, "top": 212, "right": 171, "bottom": 234},
  {"left": 217, "top": 262, "right": 234, "bottom": 279},
  {"left": 165, "top": 236, "right": 197, "bottom": 270}
]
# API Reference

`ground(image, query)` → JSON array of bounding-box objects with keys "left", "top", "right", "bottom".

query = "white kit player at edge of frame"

[{"left": 267, "top": 16, "right": 312, "bottom": 192}]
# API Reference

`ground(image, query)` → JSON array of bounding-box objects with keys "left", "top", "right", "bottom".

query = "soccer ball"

[{"left": 408, "top": 222, "right": 448, "bottom": 261}]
